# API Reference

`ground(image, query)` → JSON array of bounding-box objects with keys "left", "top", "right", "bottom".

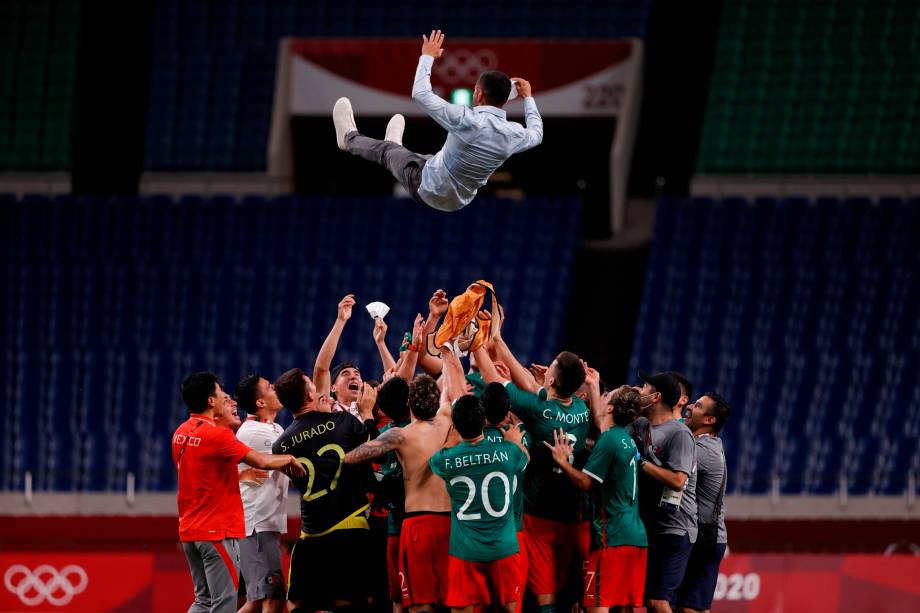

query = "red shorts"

[
  {"left": 445, "top": 554, "right": 523, "bottom": 607},
  {"left": 387, "top": 535, "right": 401, "bottom": 602},
  {"left": 583, "top": 545, "right": 647, "bottom": 608},
  {"left": 523, "top": 514, "right": 590, "bottom": 596},
  {"left": 514, "top": 531, "right": 528, "bottom": 612},
  {"left": 398, "top": 513, "right": 451, "bottom": 607}
]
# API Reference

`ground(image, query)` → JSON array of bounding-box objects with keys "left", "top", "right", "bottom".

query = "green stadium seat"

[{"left": 698, "top": 0, "right": 920, "bottom": 174}]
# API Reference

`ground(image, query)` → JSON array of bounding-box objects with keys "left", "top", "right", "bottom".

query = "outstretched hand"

[
  {"left": 421, "top": 30, "right": 445, "bottom": 59},
  {"left": 373, "top": 318, "right": 387, "bottom": 344},
  {"left": 428, "top": 289, "right": 449, "bottom": 318},
  {"left": 542, "top": 428, "right": 574, "bottom": 467},
  {"left": 511, "top": 77, "right": 532, "bottom": 98},
  {"left": 337, "top": 294, "right": 356, "bottom": 322}
]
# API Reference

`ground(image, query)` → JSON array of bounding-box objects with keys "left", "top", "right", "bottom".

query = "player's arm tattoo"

[{"left": 344, "top": 426, "right": 405, "bottom": 464}]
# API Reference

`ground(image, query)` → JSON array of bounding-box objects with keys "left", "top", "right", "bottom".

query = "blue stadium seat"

[
  {"left": 629, "top": 196, "right": 919, "bottom": 496},
  {"left": 1, "top": 195, "right": 581, "bottom": 491}
]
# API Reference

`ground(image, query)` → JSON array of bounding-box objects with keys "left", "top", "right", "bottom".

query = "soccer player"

[
  {"left": 375, "top": 376, "right": 413, "bottom": 611},
  {"left": 430, "top": 394, "right": 530, "bottom": 612},
  {"left": 481, "top": 382, "right": 531, "bottom": 607},
  {"left": 272, "top": 368, "right": 378, "bottom": 612},
  {"left": 314, "top": 294, "right": 366, "bottom": 416},
  {"left": 630, "top": 371, "right": 698, "bottom": 613},
  {"left": 333, "top": 30, "right": 543, "bottom": 212},
  {"left": 546, "top": 385, "right": 648, "bottom": 613},
  {"left": 233, "top": 374, "right": 289, "bottom": 613},
  {"left": 475, "top": 335, "right": 591, "bottom": 612},
  {"left": 344, "top": 350, "right": 466, "bottom": 613},
  {"left": 676, "top": 393, "right": 731, "bottom": 613},
  {"left": 664, "top": 372, "right": 693, "bottom": 422},
  {"left": 172, "top": 372, "right": 304, "bottom": 613}
]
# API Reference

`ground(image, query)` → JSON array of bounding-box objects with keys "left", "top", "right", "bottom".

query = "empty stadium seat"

[
  {"left": 629, "top": 196, "right": 919, "bottom": 496},
  {"left": 0, "top": 194, "right": 581, "bottom": 491}
]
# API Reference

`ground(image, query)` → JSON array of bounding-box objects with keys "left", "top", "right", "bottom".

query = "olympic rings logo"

[
  {"left": 4, "top": 564, "right": 88, "bottom": 606},
  {"left": 433, "top": 48, "right": 499, "bottom": 85}
]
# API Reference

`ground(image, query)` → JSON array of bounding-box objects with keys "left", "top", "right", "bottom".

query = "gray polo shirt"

[
  {"left": 695, "top": 434, "right": 728, "bottom": 544},
  {"left": 629, "top": 417, "right": 698, "bottom": 542}
]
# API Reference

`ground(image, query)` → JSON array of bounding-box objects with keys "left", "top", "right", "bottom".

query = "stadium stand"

[
  {"left": 697, "top": 0, "right": 920, "bottom": 174},
  {"left": 0, "top": 194, "right": 580, "bottom": 492},
  {"left": 629, "top": 196, "right": 920, "bottom": 497},
  {"left": 143, "top": 0, "right": 653, "bottom": 171},
  {"left": 0, "top": 0, "right": 80, "bottom": 171}
]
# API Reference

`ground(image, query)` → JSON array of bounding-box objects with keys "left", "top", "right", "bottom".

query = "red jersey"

[{"left": 172, "top": 414, "right": 252, "bottom": 542}]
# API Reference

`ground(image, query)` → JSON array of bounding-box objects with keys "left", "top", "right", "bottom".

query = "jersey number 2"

[{"left": 297, "top": 444, "right": 345, "bottom": 502}]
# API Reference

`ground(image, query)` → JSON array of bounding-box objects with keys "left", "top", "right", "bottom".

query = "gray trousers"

[
  {"left": 182, "top": 539, "right": 240, "bottom": 613},
  {"left": 345, "top": 131, "right": 428, "bottom": 205}
]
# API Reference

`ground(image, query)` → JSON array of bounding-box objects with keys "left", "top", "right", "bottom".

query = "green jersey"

[
  {"left": 466, "top": 370, "right": 486, "bottom": 397},
  {"left": 582, "top": 425, "right": 647, "bottom": 549},
  {"left": 380, "top": 420, "right": 410, "bottom": 536},
  {"left": 483, "top": 425, "right": 531, "bottom": 531},
  {"left": 429, "top": 438, "right": 529, "bottom": 562},
  {"left": 504, "top": 382, "right": 591, "bottom": 522}
]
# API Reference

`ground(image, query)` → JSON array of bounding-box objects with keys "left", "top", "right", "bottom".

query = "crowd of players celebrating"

[{"left": 172, "top": 288, "right": 731, "bottom": 613}]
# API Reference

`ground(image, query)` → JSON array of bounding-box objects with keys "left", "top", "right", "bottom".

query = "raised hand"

[
  {"left": 529, "top": 363, "right": 548, "bottom": 386},
  {"left": 373, "top": 318, "right": 388, "bottom": 344},
  {"left": 582, "top": 361, "right": 600, "bottom": 388},
  {"left": 511, "top": 77, "right": 532, "bottom": 98},
  {"left": 357, "top": 383, "right": 378, "bottom": 420},
  {"left": 494, "top": 360, "right": 512, "bottom": 381},
  {"left": 337, "top": 294, "right": 356, "bottom": 322},
  {"left": 421, "top": 30, "right": 445, "bottom": 59},
  {"left": 412, "top": 314, "right": 426, "bottom": 348},
  {"left": 542, "top": 428, "right": 573, "bottom": 467},
  {"left": 428, "top": 289, "right": 449, "bottom": 318}
]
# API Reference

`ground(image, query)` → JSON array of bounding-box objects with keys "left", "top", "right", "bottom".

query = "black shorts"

[
  {"left": 288, "top": 527, "right": 372, "bottom": 609},
  {"left": 644, "top": 532, "right": 693, "bottom": 603},
  {"left": 676, "top": 541, "right": 727, "bottom": 610}
]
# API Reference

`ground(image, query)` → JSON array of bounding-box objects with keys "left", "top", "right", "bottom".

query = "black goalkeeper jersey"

[{"left": 273, "top": 410, "right": 373, "bottom": 535}]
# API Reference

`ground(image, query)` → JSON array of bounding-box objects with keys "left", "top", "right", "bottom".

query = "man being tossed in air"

[{"left": 333, "top": 30, "right": 543, "bottom": 212}]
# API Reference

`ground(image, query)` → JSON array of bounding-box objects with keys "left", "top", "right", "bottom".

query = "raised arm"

[
  {"left": 510, "top": 78, "right": 543, "bottom": 152},
  {"left": 411, "top": 30, "right": 467, "bottom": 132},
  {"left": 488, "top": 331, "right": 540, "bottom": 394},
  {"left": 582, "top": 363, "right": 606, "bottom": 431},
  {"left": 417, "top": 289, "right": 449, "bottom": 376},
  {"left": 314, "top": 294, "right": 355, "bottom": 396},
  {"left": 344, "top": 426, "right": 405, "bottom": 464},
  {"left": 373, "top": 318, "right": 397, "bottom": 375},
  {"left": 440, "top": 346, "right": 468, "bottom": 403},
  {"left": 396, "top": 314, "right": 426, "bottom": 381}
]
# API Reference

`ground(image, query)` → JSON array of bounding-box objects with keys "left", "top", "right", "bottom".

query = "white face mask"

[{"left": 638, "top": 392, "right": 657, "bottom": 411}]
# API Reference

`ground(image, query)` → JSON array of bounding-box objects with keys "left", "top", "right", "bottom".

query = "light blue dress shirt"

[{"left": 411, "top": 55, "right": 544, "bottom": 211}]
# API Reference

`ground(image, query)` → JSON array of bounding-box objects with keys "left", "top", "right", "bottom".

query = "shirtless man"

[{"left": 345, "top": 347, "right": 466, "bottom": 612}]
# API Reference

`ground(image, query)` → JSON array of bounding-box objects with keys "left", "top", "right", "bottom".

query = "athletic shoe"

[
  {"left": 333, "top": 97, "right": 357, "bottom": 150},
  {"left": 385, "top": 114, "right": 405, "bottom": 146}
]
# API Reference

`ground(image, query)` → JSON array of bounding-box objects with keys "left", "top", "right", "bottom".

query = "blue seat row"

[
  {"left": 0, "top": 194, "right": 581, "bottom": 492},
  {"left": 629, "top": 196, "right": 920, "bottom": 496}
]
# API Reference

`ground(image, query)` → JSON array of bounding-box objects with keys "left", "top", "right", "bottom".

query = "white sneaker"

[
  {"left": 333, "top": 97, "right": 357, "bottom": 150},
  {"left": 385, "top": 114, "right": 405, "bottom": 145}
]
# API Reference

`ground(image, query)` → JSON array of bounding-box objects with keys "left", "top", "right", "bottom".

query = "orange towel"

[{"left": 427, "top": 281, "right": 500, "bottom": 356}]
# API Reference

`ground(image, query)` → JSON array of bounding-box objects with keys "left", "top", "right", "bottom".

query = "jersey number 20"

[{"left": 450, "top": 472, "right": 513, "bottom": 520}]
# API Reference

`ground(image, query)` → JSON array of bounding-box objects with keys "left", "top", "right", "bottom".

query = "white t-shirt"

[{"left": 236, "top": 419, "right": 289, "bottom": 535}]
